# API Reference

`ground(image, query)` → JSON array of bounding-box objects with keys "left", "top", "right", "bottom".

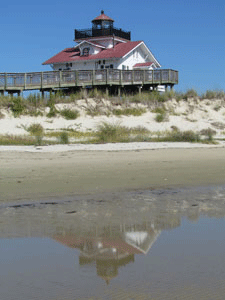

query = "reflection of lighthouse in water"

[{"left": 54, "top": 224, "right": 161, "bottom": 284}]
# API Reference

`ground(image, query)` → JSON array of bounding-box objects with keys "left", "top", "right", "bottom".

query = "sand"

[
  {"left": 1, "top": 147, "right": 225, "bottom": 203},
  {"left": 0, "top": 97, "right": 225, "bottom": 137},
  {"left": 1, "top": 97, "right": 225, "bottom": 203}
]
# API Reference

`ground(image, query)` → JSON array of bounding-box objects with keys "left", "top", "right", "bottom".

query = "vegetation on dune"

[
  {"left": 0, "top": 88, "right": 224, "bottom": 145},
  {"left": 27, "top": 123, "right": 44, "bottom": 145},
  {"left": 0, "top": 135, "right": 35, "bottom": 145},
  {"left": 60, "top": 108, "right": 80, "bottom": 120},
  {"left": 59, "top": 131, "right": 69, "bottom": 144},
  {"left": 112, "top": 107, "right": 146, "bottom": 116}
]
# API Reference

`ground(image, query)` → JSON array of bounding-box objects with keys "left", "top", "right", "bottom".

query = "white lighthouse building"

[{"left": 43, "top": 10, "right": 161, "bottom": 72}]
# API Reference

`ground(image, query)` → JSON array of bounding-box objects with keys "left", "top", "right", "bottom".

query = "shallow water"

[{"left": 0, "top": 186, "right": 225, "bottom": 300}]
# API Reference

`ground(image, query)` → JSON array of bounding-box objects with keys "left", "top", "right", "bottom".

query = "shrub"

[
  {"left": 10, "top": 97, "right": 26, "bottom": 117},
  {"left": 0, "top": 135, "right": 34, "bottom": 145},
  {"left": 60, "top": 108, "right": 80, "bottom": 120},
  {"left": 200, "top": 128, "right": 216, "bottom": 141},
  {"left": 112, "top": 107, "right": 146, "bottom": 116},
  {"left": 47, "top": 106, "right": 58, "bottom": 118},
  {"left": 152, "top": 107, "right": 166, "bottom": 114},
  {"left": 155, "top": 113, "right": 164, "bottom": 122},
  {"left": 96, "top": 122, "right": 130, "bottom": 143},
  {"left": 168, "top": 130, "right": 200, "bottom": 142},
  {"left": 0, "top": 110, "right": 5, "bottom": 119},
  {"left": 202, "top": 90, "right": 225, "bottom": 100},
  {"left": 27, "top": 123, "right": 44, "bottom": 145},
  {"left": 213, "top": 105, "right": 221, "bottom": 112},
  {"left": 59, "top": 131, "right": 69, "bottom": 144},
  {"left": 183, "top": 89, "right": 198, "bottom": 100},
  {"left": 155, "top": 111, "right": 168, "bottom": 122},
  {"left": 27, "top": 123, "right": 44, "bottom": 135}
]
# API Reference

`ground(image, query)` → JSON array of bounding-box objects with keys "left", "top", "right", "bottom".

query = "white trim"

[
  {"left": 75, "top": 36, "right": 127, "bottom": 44},
  {"left": 121, "top": 42, "right": 142, "bottom": 59},
  {"left": 76, "top": 40, "right": 106, "bottom": 49},
  {"left": 122, "top": 41, "right": 161, "bottom": 68}
]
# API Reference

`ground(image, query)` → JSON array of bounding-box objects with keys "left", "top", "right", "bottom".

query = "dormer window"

[{"left": 82, "top": 47, "right": 90, "bottom": 56}]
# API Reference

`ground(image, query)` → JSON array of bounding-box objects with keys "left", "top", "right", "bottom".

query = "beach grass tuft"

[{"left": 60, "top": 108, "right": 80, "bottom": 120}]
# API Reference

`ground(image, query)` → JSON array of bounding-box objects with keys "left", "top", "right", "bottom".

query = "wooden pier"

[{"left": 0, "top": 69, "right": 178, "bottom": 96}]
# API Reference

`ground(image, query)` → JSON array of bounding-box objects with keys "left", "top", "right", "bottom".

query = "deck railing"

[
  {"left": 75, "top": 27, "right": 131, "bottom": 40},
  {"left": 0, "top": 69, "right": 178, "bottom": 91}
]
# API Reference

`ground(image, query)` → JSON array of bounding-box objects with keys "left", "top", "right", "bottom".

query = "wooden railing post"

[
  {"left": 75, "top": 70, "right": 78, "bottom": 86},
  {"left": 132, "top": 70, "right": 134, "bottom": 84},
  {"left": 24, "top": 73, "right": 26, "bottom": 90},
  {"left": 59, "top": 71, "right": 62, "bottom": 87},
  {"left": 4, "top": 73, "right": 7, "bottom": 90},
  {"left": 41, "top": 72, "right": 43, "bottom": 89},
  {"left": 106, "top": 69, "right": 109, "bottom": 85},
  {"left": 92, "top": 70, "right": 95, "bottom": 85},
  {"left": 119, "top": 70, "right": 122, "bottom": 85}
]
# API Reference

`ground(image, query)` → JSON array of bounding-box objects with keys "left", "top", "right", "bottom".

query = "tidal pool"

[{"left": 0, "top": 186, "right": 225, "bottom": 299}]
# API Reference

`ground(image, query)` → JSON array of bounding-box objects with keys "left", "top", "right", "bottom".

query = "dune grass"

[{"left": 60, "top": 108, "right": 80, "bottom": 120}]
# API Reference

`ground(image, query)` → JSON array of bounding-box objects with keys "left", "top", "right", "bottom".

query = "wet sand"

[{"left": 1, "top": 147, "right": 225, "bottom": 203}]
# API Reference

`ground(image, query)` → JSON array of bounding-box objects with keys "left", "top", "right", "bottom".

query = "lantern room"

[
  {"left": 74, "top": 10, "right": 131, "bottom": 41},
  {"left": 92, "top": 10, "right": 114, "bottom": 30}
]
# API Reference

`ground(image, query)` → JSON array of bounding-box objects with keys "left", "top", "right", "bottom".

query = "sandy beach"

[
  {"left": 1, "top": 146, "right": 225, "bottom": 203},
  {"left": 1, "top": 96, "right": 225, "bottom": 203}
]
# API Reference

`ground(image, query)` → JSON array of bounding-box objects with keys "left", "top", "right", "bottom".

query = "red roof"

[
  {"left": 133, "top": 62, "right": 154, "bottom": 67},
  {"left": 43, "top": 41, "right": 142, "bottom": 65},
  {"left": 92, "top": 11, "right": 114, "bottom": 22}
]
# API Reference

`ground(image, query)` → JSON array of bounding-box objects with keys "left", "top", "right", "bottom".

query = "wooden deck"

[{"left": 0, "top": 69, "right": 178, "bottom": 94}]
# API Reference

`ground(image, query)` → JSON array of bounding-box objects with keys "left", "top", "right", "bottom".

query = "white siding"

[{"left": 117, "top": 46, "right": 146, "bottom": 70}]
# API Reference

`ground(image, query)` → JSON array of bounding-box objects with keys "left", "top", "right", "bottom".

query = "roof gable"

[
  {"left": 43, "top": 41, "right": 142, "bottom": 65},
  {"left": 77, "top": 40, "right": 106, "bottom": 49}
]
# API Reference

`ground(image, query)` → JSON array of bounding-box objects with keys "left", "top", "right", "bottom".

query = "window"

[
  {"left": 99, "top": 60, "right": 101, "bottom": 64},
  {"left": 103, "top": 60, "right": 105, "bottom": 64},
  {"left": 110, "top": 64, "right": 113, "bottom": 69},
  {"left": 122, "top": 65, "right": 126, "bottom": 70},
  {"left": 101, "top": 65, "right": 104, "bottom": 69},
  {"left": 82, "top": 48, "right": 90, "bottom": 56}
]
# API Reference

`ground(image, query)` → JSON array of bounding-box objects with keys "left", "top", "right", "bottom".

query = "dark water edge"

[{"left": 0, "top": 185, "right": 225, "bottom": 299}]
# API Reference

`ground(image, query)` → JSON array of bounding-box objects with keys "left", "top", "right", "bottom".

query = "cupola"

[
  {"left": 74, "top": 11, "right": 131, "bottom": 41},
  {"left": 92, "top": 10, "right": 114, "bottom": 30}
]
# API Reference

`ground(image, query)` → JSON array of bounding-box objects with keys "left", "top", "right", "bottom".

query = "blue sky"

[{"left": 1, "top": 0, "right": 224, "bottom": 93}]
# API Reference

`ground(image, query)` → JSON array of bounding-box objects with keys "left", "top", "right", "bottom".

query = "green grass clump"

[
  {"left": 60, "top": 108, "right": 80, "bottom": 120},
  {"left": 183, "top": 89, "right": 198, "bottom": 100},
  {"left": 10, "top": 97, "right": 26, "bottom": 117},
  {"left": 0, "top": 110, "right": 5, "bottom": 119},
  {"left": 59, "top": 131, "right": 69, "bottom": 144},
  {"left": 155, "top": 113, "right": 165, "bottom": 122},
  {"left": 201, "top": 90, "right": 225, "bottom": 100},
  {"left": 0, "top": 135, "right": 35, "bottom": 145},
  {"left": 167, "top": 130, "right": 200, "bottom": 142},
  {"left": 46, "top": 106, "right": 58, "bottom": 118},
  {"left": 27, "top": 123, "right": 44, "bottom": 136},
  {"left": 151, "top": 107, "right": 166, "bottom": 114},
  {"left": 95, "top": 122, "right": 130, "bottom": 143},
  {"left": 27, "top": 123, "right": 44, "bottom": 145},
  {"left": 200, "top": 128, "right": 216, "bottom": 141},
  {"left": 112, "top": 107, "right": 146, "bottom": 116}
]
